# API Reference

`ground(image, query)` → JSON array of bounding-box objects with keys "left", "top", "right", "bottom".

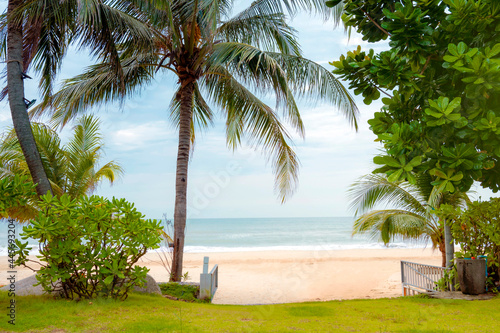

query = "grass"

[{"left": 0, "top": 291, "right": 498, "bottom": 332}]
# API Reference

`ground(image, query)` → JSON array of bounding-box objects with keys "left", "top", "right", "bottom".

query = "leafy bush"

[
  {"left": 438, "top": 198, "right": 500, "bottom": 285},
  {"left": 15, "top": 194, "right": 163, "bottom": 300}
]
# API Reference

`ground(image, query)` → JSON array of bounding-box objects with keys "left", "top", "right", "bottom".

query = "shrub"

[
  {"left": 438, "top": 198, "right": 500, "bottom": 286},
  {"left": 15, "top": 194, "right": 163, "bottom": 300}
]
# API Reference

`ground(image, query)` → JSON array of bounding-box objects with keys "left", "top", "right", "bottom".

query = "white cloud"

[
  {"left": 341, "top": 36, "right": 370, "bottom": 47},
  {"left": 109, "top": 121, "right": 174, "bottom": 151}
]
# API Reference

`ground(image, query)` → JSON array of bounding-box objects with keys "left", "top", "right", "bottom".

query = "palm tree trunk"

[
  {"left": 439, "top": 241, "right": 446, "bottom": 268},
  {"left": 170, "top": 80, "right": 194, "bottom": 282},
  {"left": 7, "top": 0, "right": 52, "bottom": 196},
  {"left": 444, "top": 219, "right": 454, "bottom": 268}
]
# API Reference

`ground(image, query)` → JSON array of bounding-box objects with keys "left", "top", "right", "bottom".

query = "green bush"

[
  {"left": 15, "top": 194, "right": 163, "bottom": 300},
  {"left": 438, "top": 198, "right": 500, "bottom": 286}
]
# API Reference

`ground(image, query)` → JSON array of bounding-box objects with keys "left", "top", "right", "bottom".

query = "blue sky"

[{"left": 0, "top": 3, "right": 497, "bottom": 219}]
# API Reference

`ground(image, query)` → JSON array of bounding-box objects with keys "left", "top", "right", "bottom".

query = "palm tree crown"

[
  {"left": 348, "top": 173, "right": 469, "bottom": 267},
  {"left": 0, "top": 115, "right": 123, "bottom": 220}
]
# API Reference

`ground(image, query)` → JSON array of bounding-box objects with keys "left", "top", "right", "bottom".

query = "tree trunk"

[
  {"left": 7, "top": 0, "right": 52, "bottom": 196},
  {"left": 170, "top": 81, "right": 194, "bottom": 282},
  {"left": 438, "top": 241, "right": 446, "bottom": 268},
  {"left": 444, "top": 219, "right": 454, "bottom": 268}
]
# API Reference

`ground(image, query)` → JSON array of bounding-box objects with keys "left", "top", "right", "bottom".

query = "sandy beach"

[{"left": 0, "top": 248, "right": 442, "bottom": 304}]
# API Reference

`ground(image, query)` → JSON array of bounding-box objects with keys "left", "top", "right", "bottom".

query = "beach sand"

[{"left": 1, "top": 248, "right": 442, "bottom": 304}]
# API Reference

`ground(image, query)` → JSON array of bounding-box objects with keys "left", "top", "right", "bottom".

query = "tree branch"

[
  {"left": 420, "top": 55, "right": 433, "bottom": 75},
  {"left": 359, "top": 8, "right": 391, "bottom": 37},
  {"left": 376, "top": 86, "right": 393, "bottom": 98}
]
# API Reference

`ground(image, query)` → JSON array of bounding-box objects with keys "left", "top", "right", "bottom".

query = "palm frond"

[
  {"left": 0, "top": 115, "right": 121, "bottom": 200},
  {"left": 237, "top": 0, "right": 343, "bottom": 23},
  {"left": 208, "top": 42, "right": 304, "bottom": 137},
  {"left": 197, "top": 0, "right": 233, "bottom": 35},
  {"left": 203, "top": 69, "right": 299, "bottom": 202},
  {"left": 352, "top": 209, "right": 428, "bottom": 244},
  {"left": 29, "top": 123, "right": 67, "bottom": 190},
  {"left": 348, "top": 172, "right": 472, "bottom": 250},
  {"left": 73, "top": 0, "right": 160, "bottom": 95},
  {"left": 94, "top": 160, "right": 123, "bottom": 183},
  {"left": 0, "top": 13, "right": 7, "bottom": 61},
  {"left": 415, "top": 172, "right": 434, "bottom": 201},
  {"left": 31, "top": 53, "right": 157, "bottom": 127},
  {"left": 65, "top": 115, "right": 103, "bottom": 155},
  {"left": 268, "top": 52, "right": 358, "bottom": 129},
  {"left": 218, "top": 13, "right": 301, "bottom": 56},
  {"left": 348, "top": 174, "right": 427, "bottom": 217},
  {"left": 20, "top": 0, "right": 76, "bottom": 100},
  {"left": 76, "top": 0, "right": 158, "bottom": 58}
]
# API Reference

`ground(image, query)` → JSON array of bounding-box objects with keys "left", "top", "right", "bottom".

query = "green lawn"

[{"left": 1, "top": 291, "right": 498, "bottom": 332}]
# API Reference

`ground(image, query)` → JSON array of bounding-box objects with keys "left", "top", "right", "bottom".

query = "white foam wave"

[
  {"left": 0, "top": 242, "right": 428, "bottom": 256},
  {"left": 181, "top": 242, "right": 427, "bottom": 253}
]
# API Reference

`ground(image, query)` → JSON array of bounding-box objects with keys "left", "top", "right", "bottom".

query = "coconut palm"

[
  {"left": 35, "top": 0, "right": 357, "bottom": 281},
  {"left": 2, "top": 0, "right": 157, "bottom": 196},
  {"left": 0, "top": 115, "right": 123, "bottom": 221},
  {"left": 348, "top": 174, "right": 469, "bottom": 267},
  {"left": 5, "top": 0, "right": 52, "bottom": 196}
]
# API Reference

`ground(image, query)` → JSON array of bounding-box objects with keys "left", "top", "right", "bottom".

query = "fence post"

[
  {"left": 200, "top": 256, "right": 211, "bottom": 300},
  {"left": 401, "top": 261, "right": 405, "bottom": 296},
  {"left": 203, "top": 256, "right": 209, "bottom": 274}
]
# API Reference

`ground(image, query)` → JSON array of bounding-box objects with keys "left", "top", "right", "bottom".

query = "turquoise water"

[
  {"left": 166, "top": 217, "right": 426, "bottom": 252},
  {"left": 0, "top": 217, "right": 427, "bottom": 255}
]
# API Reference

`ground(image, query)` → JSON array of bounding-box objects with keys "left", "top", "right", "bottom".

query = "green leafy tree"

[
  {"left": 15, "top": 194, "right": 163, "bottom": 300},
  {"left": 37, "top": 0, "right": 358, "bottom": 281},
  {"left": 330, "top": 0, "right": 499, "bottom": 266},
  {"left": 349, "top": 174, "right": 469, "bottom": 267},
  {"left": 0, "top": 115, "right": 123, "bottom": 221},
  {"left": 329, "top": 0, "right": 500, "bottom": 194}
]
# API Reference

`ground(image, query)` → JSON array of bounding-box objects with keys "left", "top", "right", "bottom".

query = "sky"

[{"left": 0, "top": 2, "right": 498, "bottom": 219}]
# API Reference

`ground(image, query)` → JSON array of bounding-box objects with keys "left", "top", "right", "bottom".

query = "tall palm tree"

[
  {"left": 2, "top": 0, "right": 156, "bottom": 196},
  {"left": 348, "top": 174, "right": 469, "bottom": 267},
  {"left": 0, "top": 115, "right": 123, "bottom": 221},
  {"left": 35, "top": 0, "right": 357, "bottom": 281},
  {"left": 5, "top": 0, "right": 52, "bottom": 196}
]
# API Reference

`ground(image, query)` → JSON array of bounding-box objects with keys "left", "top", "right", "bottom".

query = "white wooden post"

[
  {"left": 203, "top": 256, "right": 209, "bottom": 274},
  {"left": 200, "top": 256, "right": 210, "bottom": 300}
]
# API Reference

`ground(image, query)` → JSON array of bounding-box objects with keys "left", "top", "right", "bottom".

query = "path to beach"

[{"left": 0, "top": 248, "right": 442, "bottom": 304}]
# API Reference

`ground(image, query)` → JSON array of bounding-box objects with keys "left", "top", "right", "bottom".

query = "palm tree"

[
  {"left": 348, "top": 174, "right": 469, "bottom": 267},
  {"left": 5, "top": 0, "right": 52, "bottom": 196},
  {"left": 2, "top": 0, "right": 156, "bottom": 196},
  {"left": 35, "top": 0, "right": 358, "bottom": 281},
  {"left": 0, "top": 115, "right": 123, "bottom": 221}
]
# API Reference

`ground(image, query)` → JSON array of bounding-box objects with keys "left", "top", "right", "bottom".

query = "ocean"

[{"left": 0, "top": 217, "right": 427, "bottom": 255}]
